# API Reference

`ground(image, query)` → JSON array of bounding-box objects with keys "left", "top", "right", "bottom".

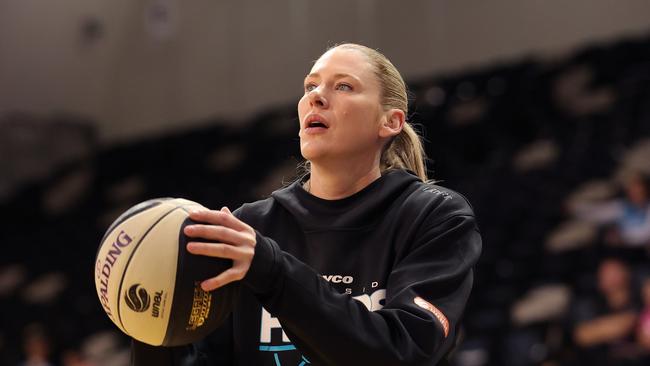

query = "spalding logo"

[{"left": 125, "top": 284, "right": 151, "bottom": 312}]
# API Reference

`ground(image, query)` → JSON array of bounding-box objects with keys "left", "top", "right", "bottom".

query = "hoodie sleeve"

[{"left": 242, "top": 204, "right": 482, "bottom": 365}]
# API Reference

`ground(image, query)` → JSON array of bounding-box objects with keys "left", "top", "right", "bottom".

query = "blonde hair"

[{"left": 304, "top": 43, "right": 428, "bottom": 181}]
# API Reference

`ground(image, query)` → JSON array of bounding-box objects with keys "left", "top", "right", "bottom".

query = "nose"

[{"left": 308, "top": 87, "right": 328, "bottom": 109}]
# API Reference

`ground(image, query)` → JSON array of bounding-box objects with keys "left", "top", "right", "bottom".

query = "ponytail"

[{"left": 381, "top": 122, "right": 428, "bottom": 181}]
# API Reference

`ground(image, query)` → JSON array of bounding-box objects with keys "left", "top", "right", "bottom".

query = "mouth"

[
  {"left": 304, "top": 114, "right": 329, "bottom": 132},
  {"left": 308, "top": 121, "right": 328, "bottom": 128}
]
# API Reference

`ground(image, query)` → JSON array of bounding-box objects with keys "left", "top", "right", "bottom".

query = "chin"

[
  {"left": 300, "top": 141, "right": 323, "bottom": 160},
  {"left": 300, "top": 149, "right": 321, "bottom": 162}
]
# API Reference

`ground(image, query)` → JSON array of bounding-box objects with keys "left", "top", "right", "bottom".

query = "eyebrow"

[{"left": 304, "top": 72, "right": 361, "bottom": 83}]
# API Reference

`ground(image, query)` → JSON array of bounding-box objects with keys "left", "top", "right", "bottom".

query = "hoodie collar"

[{"left": 271, "top": 169, "right": 420, "bottom": 231}]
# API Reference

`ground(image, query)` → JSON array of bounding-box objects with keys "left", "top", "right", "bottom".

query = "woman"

[{"left": 133, "top": 43, "right": 482, "bottom": 365}]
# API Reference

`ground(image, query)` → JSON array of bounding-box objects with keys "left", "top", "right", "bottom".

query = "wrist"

[{"left": 242, "top": 232, "right": 279, "bottom": 295}]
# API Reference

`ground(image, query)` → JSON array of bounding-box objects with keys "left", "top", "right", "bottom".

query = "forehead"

[{"left": 309, "top": 48, "right": 376, "bottom": 82}]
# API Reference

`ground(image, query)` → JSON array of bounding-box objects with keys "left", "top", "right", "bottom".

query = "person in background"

[
  {"left": 61, "top": 349, "right": 94, "bottom": 366},
  {"left": 571, "top": 258, "right": 641, "bottom": 365},
  {"left": 18, "top": 324, "right": 53, "bottom": 366}
]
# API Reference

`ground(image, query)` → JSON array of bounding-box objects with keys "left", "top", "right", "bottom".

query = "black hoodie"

[{"left": 132, "top": 170, "right": 482, "bottom": 365}]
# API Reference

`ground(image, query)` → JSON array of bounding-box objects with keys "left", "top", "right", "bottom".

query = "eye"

[
  {"left": 336, "top": 83, "right": 352, "bottom": 91},
  {"left": 304, "top": 83, "right": 317, "bottom": 92}
]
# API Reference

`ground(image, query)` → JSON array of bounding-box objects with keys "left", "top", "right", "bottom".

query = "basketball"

[{"left": 94, "top": 198, "right": 239, "bottom": 346}]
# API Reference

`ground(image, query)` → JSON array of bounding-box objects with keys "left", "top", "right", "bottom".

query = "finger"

[
  {"left": 184, "top": 224, "right": 250, "bottom": 244},
  {"left": 186, "top": 242, "right": 249, "bottom": 260},
  {"left": 189, "top": 209, "right": 248, "bottom": 232},
  {"left": 201, "top": 267, "right": 246, "bottom": 291},
  {"left": 216, "top": 210, "right": 250, "bottom": 232},
  {"left": 212, "top": 208, "right": 249, "bottom": 232},
  {"left": 188, "top": 209, "right": 221, "bottom": 224}
]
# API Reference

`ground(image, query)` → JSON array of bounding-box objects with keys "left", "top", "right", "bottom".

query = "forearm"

[{"left": 574, "top": 311, "right": 637, "bottom": 346}]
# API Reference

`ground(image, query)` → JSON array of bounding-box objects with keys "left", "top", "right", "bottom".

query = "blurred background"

[{"left": 1, "top": 0, "right": 650, "bottom": 365}]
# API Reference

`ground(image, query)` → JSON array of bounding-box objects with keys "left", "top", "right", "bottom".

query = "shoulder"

[
  {"left": 234, "top": 196, "right": 277, "bottom": 223},
  {"left": 393, "top": 180, "right": 482, "bottom": 267},
  {"left": 401, "top": 181, "right": 477, "bottom": 228},
  {"left": 233, "top": 182, "right": 301, "bottom": 226}
]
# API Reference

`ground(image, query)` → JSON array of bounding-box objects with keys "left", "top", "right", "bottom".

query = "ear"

[{"left": 379, "top": 108, "right": 405, "bottom": 138}]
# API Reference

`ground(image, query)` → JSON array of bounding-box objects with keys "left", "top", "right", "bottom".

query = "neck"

[{"left": 306, "top": 160, "right": 382, "bottom": 200}]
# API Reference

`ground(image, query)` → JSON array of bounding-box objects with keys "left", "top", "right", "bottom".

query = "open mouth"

[
  {"left": 307, "top": 121, "right": 328, "bottom": 128},
  {"left": 304, "top": 114, "right": 329, "bottom": 132}
]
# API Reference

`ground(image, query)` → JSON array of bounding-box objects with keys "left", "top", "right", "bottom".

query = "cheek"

[
  {"left": 297, "top": 97, "right": 306, "bottom": 113},
  {"left": 297, "top": 97, "right": 309, "bottom": 124},
  {"left": 334, "top": 113, "right": 380, "bottom": 148},
  {"left": 343, "top": 104, "right": 380, "bottom": 135}
]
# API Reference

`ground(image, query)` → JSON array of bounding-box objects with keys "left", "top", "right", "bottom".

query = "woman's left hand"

[{"left": 184, "top": 207, "right": 256, "bottom": 291}]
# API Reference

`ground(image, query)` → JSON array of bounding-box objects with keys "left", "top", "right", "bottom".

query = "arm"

[
  {"left": 243, "top": 214, "right": 481, "bottom": 365},
  {"left": 574, "top": 311, "right": 637, "bottom": 347}
]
